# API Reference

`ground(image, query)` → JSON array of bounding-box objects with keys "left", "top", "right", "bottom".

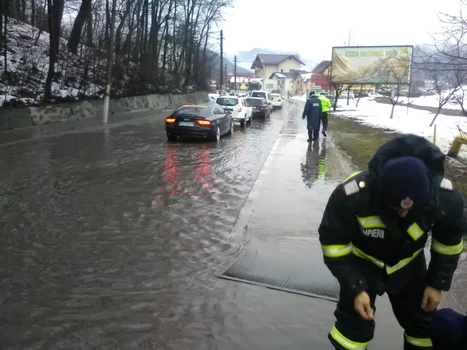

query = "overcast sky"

[{"left": 217, "top": 0, "right": 462, "bottom": 61}]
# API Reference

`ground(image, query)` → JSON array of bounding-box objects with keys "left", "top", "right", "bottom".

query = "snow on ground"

[
  {"left": 404, "top": 94, "right": 461, "bottom": 111},
  {"left": 0, "top": 17, "right": 105, "bottom": 106},
  {"left": 292, "top": 95, "right": 467, "bottom": 160}
]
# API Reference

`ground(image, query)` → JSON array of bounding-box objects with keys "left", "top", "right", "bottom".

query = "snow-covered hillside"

[{"left": 0, "top": 18, "right": 106, "bottom": 107}]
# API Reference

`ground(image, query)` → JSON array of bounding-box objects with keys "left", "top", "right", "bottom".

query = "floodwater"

[{"left": 1, "top": 101, "right": 466, "bottom": 349}]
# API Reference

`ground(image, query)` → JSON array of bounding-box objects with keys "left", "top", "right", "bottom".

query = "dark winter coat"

[
  {"left": 318, "top": 134, "right": 465, "bottom": 299},
  {"left": 302, "top": 95, "right": 322, "bottom": 130},
  {"left": 431, "top": 308, "right": 467, "bottom": 349}
]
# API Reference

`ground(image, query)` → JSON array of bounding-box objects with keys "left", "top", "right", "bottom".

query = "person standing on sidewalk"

[
  {"left": 302, "top": 91, "right": 322, "bottom": 141},
  {"left": 318, "top": 134, "right": 465, "bottom": 350},
  {"left": 318, "top": 93, "right": 332, "bottom": 137}
]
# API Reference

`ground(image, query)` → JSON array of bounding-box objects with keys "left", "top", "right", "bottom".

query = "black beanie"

[{"left": 377, "top": 156, "right": 430, "bottom": 207}]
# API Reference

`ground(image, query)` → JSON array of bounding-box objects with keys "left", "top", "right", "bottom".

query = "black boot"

[{"left": 322, "top": 129, "right": 327, "bottom": 137}]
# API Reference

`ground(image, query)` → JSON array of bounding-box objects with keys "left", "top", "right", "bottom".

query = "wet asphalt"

[{"left": 1, "top": 100, "right": 466, "bottom": 349}]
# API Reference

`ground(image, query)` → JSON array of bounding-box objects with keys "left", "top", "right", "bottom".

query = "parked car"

[
  {"left": 216, "top": 96, "right": 252, "bottom": 127},
  {"left": 269, "top": 93, "right": 282, "bottom": 109},
  {"left": 251, "top": 90, "right": 272, "bottom": 104},
  {"left": 165, "top": 102, "right": 234, "bottom": 142},
  {"left": 246, "top": 97, "right": 271, "bottom": 118},
  {"left": 338, "top": 92, "right": 355, "bottom": 99}
]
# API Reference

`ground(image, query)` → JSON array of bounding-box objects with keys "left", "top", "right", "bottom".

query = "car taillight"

[
  {"left": 166, "top": 117, "right": 176, "bottom": 123},
  {"left": 278, "top": 99, "right": 281, "bottom": 102},
  {"left": 197, "top": 119, "right": 212, "bottom": 126},
  {"left": 238, "top": 106, "right": 242, "bottom": 112}
]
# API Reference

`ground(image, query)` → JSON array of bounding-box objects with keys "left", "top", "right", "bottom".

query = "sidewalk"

[
  {"left": 224, "top": 112, "right": 405, "bottom": 348},
  {"left": 232, "top": 108, "right": 353, "bottom": 238}
]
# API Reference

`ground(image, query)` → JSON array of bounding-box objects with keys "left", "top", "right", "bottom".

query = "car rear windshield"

[
  {"left": 270, "top": 94, "right": 280, "bottom": 98},
  {"left": 175, "top": 107, "right": 209, "bottom": 117},
  {"left": 251, "top": 92, "right": 267, "bottom": 99},
  {"left": 246, "top": 98, "right": 264, "bottom": 106},
  {"left": 216, "top": 97, "right": 239, "bottom": 106}
]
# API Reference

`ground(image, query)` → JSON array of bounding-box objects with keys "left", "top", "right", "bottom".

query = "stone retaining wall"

[{"left": 0, "top": 91, "right": 208, "bottom": 132}]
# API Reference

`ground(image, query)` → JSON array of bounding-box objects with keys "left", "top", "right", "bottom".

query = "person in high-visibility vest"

[
  {"left": 318, "top": 93, "right": 332, "bottom": 137},
  {"left": 318, "top": 134, "right": 465, "bottom": 350}
]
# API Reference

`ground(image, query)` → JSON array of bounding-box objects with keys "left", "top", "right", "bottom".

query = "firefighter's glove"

[
  {"left": 421, "top": 286, "right": 442, "bottom": 311},
  {"left": 354, "top": 291, "right": 374, "bottom": 320}
]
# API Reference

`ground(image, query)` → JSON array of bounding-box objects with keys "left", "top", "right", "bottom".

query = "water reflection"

[
  {"left": 300, "top": 138, "right": 328, "bottom": 188},
  {"left": 154, "top": 145, "right": 216, "bottom": 206}
]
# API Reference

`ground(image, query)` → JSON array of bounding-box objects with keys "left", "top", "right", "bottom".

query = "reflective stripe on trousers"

[
  {"left": 330, "top": 326, "right": 369, "bottom": 349},
  {"left": 329, "top": 328, "right": 433, "bottom": 349},
  {"left": 404, "top": 333, "right": 433, "bottom": 348}
]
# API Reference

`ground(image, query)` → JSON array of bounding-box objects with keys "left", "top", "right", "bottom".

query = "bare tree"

[
  {"left": 375, "top": 55, "right": 411, "bottom": 119},
  {"left": 43, "top": 0, "right": 64, "bottom": 102},
  {"left": 417, "top": 5, "right": 467, "bottom": 126},
  {"left": 2, "top": 0, "right": 233, "bottom": 103},
  {"left": 67, "top": 0, "right": 92, "bottom": 54},
  {"left": 332, "top": 83, "right": 347, "bottom": 111},
  {"left": 429, "top": 65, "right": 463, "bottom": 126}
]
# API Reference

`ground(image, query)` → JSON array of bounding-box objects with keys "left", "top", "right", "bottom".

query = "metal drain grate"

[{"left": 217, "top": 238, "right": 340, "bottom": 302}]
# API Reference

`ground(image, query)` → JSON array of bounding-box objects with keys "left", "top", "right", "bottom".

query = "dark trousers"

[
  {"left": 329, "top": 276, "right": 433, "bottom": 349},
  {"left": 322, "top": 111, "right": 329, "bottom": 130},
  {"left": 308, "top": 129, "right": 319, "bottom": 140}
]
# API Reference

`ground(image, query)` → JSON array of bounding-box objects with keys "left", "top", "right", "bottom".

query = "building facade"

[{"left": 251, "top": 54, "right": 305, "bottom": 80}]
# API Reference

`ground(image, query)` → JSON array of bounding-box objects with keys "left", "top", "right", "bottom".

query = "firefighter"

[
  {"left": 318, "top": 134, "right": 465, "bottom": 350},
  {"left": 318, "top": 92, "right": 332, "bottom": 137}
]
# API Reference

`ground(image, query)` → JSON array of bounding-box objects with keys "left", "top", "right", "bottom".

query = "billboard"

[{"left": 331, "top": 46, "right": 413, "bottom": 85}]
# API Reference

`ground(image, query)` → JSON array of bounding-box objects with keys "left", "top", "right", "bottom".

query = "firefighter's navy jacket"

[{"left": 318, "top": 134, "right": 465, "bottom": 298}]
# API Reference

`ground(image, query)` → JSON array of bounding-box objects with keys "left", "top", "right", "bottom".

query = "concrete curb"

[
  {"left": 229, "top": 135, "right": 282, "bottom": 238},
  {"left": 0, "top": 91, "right": 208, "bottom": 132}
]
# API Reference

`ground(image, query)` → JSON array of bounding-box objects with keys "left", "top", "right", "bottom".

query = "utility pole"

[
  {"left": 224, "top": 63, "right": 227, "bottom": 91},
  {"left": 103, "top": 0, "right": 117, "bottom": 123},
  {"left": 234, "top": 55, "right": 237, "bottom": 92},
  {"left": 220, "top": 30, "right": 223, "bottom": 91}
]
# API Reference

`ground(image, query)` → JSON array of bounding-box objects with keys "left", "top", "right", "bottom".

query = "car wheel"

[
  {"left": 228, "top": 120, "right": 234, "bottom": 135},
  {"left": 215, "top": 124, "right": 221, "bottom": 141},
  {"left": 240, "top": 119, "right": 245, "bottom": 128},
  {"left": 167, "top": 133, "right": 177, "bottom": 142}
]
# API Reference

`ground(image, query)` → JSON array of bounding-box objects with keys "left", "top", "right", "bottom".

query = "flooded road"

[
  {"left": 0, "top": 102, "right": 302, "bottom": 349},
  {"left": 1, "top": 100, "right": 466, "bottom": 349}
]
